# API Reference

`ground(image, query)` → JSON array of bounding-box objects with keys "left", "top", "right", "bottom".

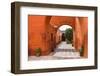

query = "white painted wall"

[{"left": 0, "top": 0, "right": 100, "bottom": 76}]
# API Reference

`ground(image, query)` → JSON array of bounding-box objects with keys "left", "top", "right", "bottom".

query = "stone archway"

[{"left": 50, "top": 16, "right": 88, "bottom": 58}]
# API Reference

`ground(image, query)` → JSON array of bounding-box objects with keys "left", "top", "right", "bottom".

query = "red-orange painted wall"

[
  {"left": 79, "top": 17, "right": 88, "bottom": 57},
  {"left": 28, "top": 15, "right": 51, "bottom": 56},
  {"left": 56, "top": 30, "right": 62, "bottom": 44},
  {"left": 50, "top": 16, "right": 75, "bottom": 28}
]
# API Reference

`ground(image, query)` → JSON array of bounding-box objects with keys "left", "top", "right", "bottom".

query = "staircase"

[{"left": 53, "top": 41, "right": 80, "bottom": 59}]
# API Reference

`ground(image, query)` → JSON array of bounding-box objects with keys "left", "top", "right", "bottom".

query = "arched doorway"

[
  {"left": 59, "top": 25, "right": 72, "bottom": 42},
  {"left": 50, "top": 24, "right": 74, "bottom": 54},
  {"left": 55, "top": 25, "right": 73, "bottom": 44},
  {"left": 56, "top": 25, "right": 75, "bottom": 51},
  {"left": 53, "top": 25, "right": 79, "bottom": 58}
]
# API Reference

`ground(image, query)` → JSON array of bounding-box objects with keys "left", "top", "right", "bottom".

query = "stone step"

[
  {"left": 53, "top": 51, "right": 80, "bottom": 58},
  {"left": 55, "top": 48, "right": 76, "bottom": 52}
]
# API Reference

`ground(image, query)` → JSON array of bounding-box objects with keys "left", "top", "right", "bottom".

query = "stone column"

[
  {"left": 74, "top": 17, "right": 82, "bottom": 51},
  {"left": 79, "top": 17, "right": 88, "bottom": 57},
  {"left": 73, "top": 29, "right": 75, "bottom": 47}
]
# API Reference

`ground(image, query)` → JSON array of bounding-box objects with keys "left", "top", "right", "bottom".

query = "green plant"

[
  {"left": 66, "top": 39, "right": 71, "bottom": 44},
  {"left": 80, "top": 45, "right": 84, "bottom": 56},
  {"left": 35, "top": 48, "right": 41, "bottom": 57},
  {"left": 65, "top": 28, "right": 73, "bottom": 44}
]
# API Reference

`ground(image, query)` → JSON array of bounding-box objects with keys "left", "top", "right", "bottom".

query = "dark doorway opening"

[{"left": 62, "top": 33, "right": 66, "bottom": 41}]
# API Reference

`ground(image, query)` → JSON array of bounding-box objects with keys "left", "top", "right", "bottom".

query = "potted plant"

[
  {"left": 80, "top": 45, "right": 84, "bottom": 56},
  {"left": 35, "top": 48, "right": 41, "bottom": 57}
]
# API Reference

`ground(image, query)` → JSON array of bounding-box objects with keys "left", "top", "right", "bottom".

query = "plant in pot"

[
  {"left": 35, "top": 48, "right": 41, "bottom": 57},
  {"left": 80, "top": 45, "right": 84, "bottom": 56}
]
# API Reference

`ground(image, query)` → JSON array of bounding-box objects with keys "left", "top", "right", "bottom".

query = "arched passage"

[
  {"left": 55, "top": 25, "right": 73, "bottom": 44},
  {"left": 50, "top": 16, "right": 88, "bottom": 58}
]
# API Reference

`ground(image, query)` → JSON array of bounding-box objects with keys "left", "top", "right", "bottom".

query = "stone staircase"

[
  {"left": 53, "top": 49, "right": 80, "bottom": 59},
  {"left": 53, "top": 42, "right": 80, "bottom": 59}
]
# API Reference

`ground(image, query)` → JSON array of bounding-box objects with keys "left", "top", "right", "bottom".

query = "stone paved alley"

[{"left": 29, "top": 41, "right": 80, "bottom": 60}]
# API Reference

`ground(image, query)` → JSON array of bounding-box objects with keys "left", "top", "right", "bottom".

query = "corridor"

[{"left": 29, "top": 41, "right": 80, "bottom": 60}]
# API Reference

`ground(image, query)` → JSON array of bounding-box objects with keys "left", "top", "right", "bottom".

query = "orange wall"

[
  {"left": 79, "top": 17, "right": 88, "bottom": 57},
  {"left": 50, "top": 16, "right": 75, "bottom": 28},
  {"left": 28, "top": 15, "right": 57, "bottom": 56},
  {"left": 56, "top": 30, "right": 62, "bottom": 44},
  {"left": 74, "top": 17, "right": 83, "bottom": 51},
  {"left": 28, "top": 15, "right": 50, "bottom": 56}
]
